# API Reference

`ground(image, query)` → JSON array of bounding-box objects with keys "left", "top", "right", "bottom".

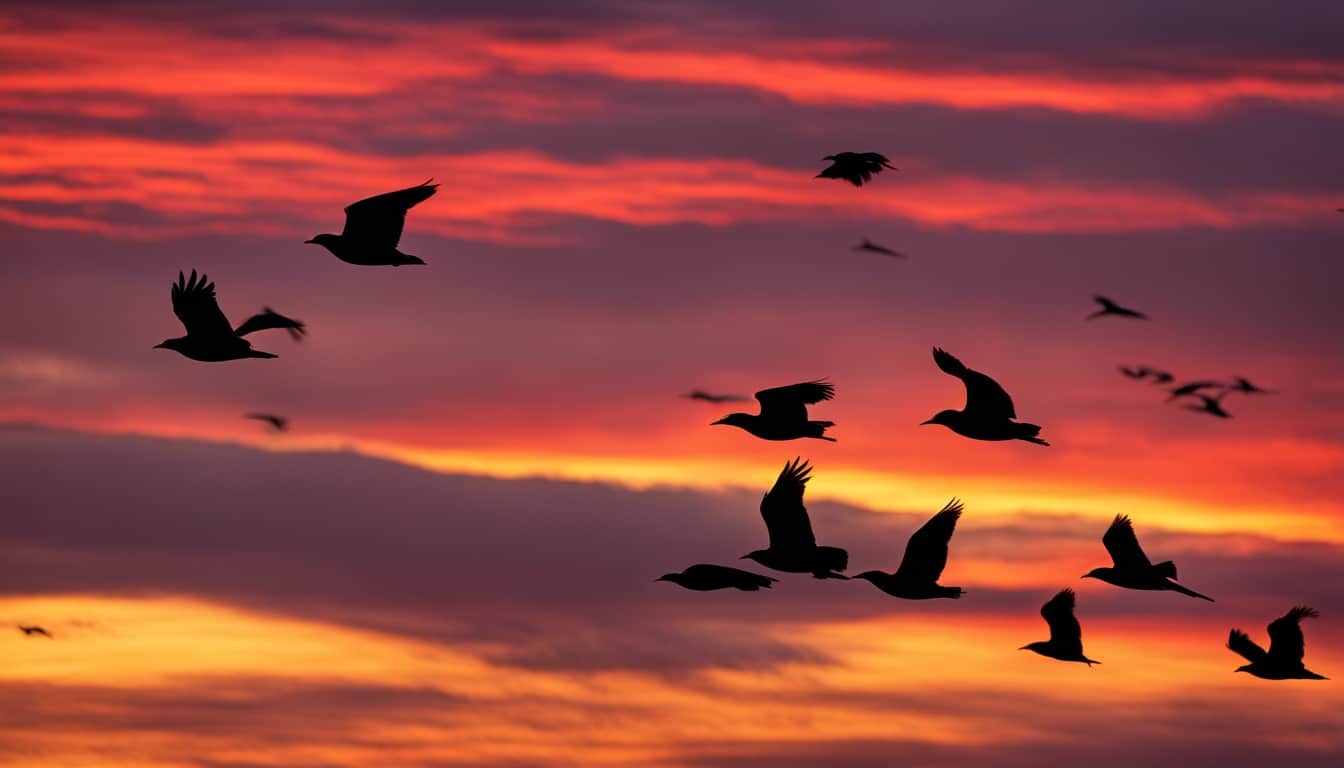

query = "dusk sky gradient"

[{"left": 2, "top": 2, "right": 1343, "bottom": 766}]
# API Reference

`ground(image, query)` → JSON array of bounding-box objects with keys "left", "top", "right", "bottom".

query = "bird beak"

[
  {"left": 739, "top": 554, "right": 750, "bottom": 560},
  {"left": 152, "top": 342, "right": 166, "bottom": 349},
  {"left": 919, "top": 419, "right": 935, "bottom": 425},
  {"left": 303, "top": 238, "right": 317, "bottom": 244},
  {"left": 1017, "top": 645, "right": 1029, "bottom": 651},
  {"left": 1080, "top": 574, "right": 1092, "bottom": 579},
  {"left": 711, "top": 418, "right": 728, "bottom": 426}
]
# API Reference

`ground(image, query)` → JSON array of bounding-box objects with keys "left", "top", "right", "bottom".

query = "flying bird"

[
  {"left": 1148, "top": 369, "right": 1175, "bottom": 385},
  {"left": 1118, "top": 365, "right": 1149, "bottom": 380},
  {"left": 1185, "top": 392, "right": 1231, "bottom": 418},
  {"left": 18, "top": 625, "right": 51, "bottom": 638},
  {"left": 742, "top": 458, "right": 848, "bottom": 579},
  {"left": 712, "top": 381, "right": 835, "bottom": 441},
  {"left": 154, "top": 270, "right": 306, "bottom": 361},
  {"left": 656, "top": 564, "right": 777, "bottom": 592},
  {"left": 1082, "top": 515, "right": 1213, "bottom": 601},
  {"left": 244, "top": 413, "right": 288, "bottom": 432},
  {"left": 924, "top": 348, "right": 1048, "bottom": 446},
  {"left": 306, "top": 180, "right": 438, "bottom": 266},
  {"left": 851, "top": 239, "right": 904, "bottom": 258},
  {"left": 816, "top": 152, "right": 896, "bottom": 187},
  {"left": 1166, "top": 380, "right": 1225, "bottom": 401},
  {"left": 1118, "top": 366, "right": 1174, "bottom": 385},
  {"left": 1087, "top": 295, "right": 1149, "bottom": 320},
  {"left": 855, "top": 499, "right": 965, "bottom": 600},
  {"left": 1228, "top": 606, "right": 1327, "bottom": 680},
  {"left": 682, "top": 390, "right": 750, "bottom": 404},
  {"left": 1228, "top": 377, "right": 1277, "bottom": 395},
  {"left": 1019, "top": 589, "right": 1100, "bottom": 666}
]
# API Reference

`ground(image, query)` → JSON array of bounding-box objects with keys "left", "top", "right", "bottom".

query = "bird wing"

[
  {"left": 1266, "top": 606, "right": 1318, "bottom": 666},
  {"left": 1227, "top": 629, "right": 1269, "bottom": 664},
  {"left": 341, "top": 180, "right": 439, "bottom": 247},
  {"left": 759, "top": 457, "right": 816, "bottom": 550},
  {"left": 894, "top": 498, "right": 962, "bottom": 583},
  {"left": 932, "top": 347, "right": 1015, "bottom": 419},
  {"left": 858, "top": 152, "right": 896, "bottom": 169},
  {"left": 233, "top": 307, "right": 306, "bottom": 341},
  {"left": 755, "top": 380, "right": 834, "bottom": 422},
  {"left": 1093, "top": 295, "right": 1117, "bottom": 310},
  {"left": 171, "top": 270, "right": 235, "bottom": 339},
  {"left": 1041, "top": 588, "right": 1084, "bottom": 654},
  {"left": 1101, "top": 515, "right": 1152, "bottom": 569}
]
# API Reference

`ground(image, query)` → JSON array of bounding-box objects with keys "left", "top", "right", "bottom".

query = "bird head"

[
  {"left": 1019, "top": 642, "right": 1048, "bottom": 654},
  {"left": 153, "top": 337, "right": 186, "bottom": 353},
  {"left": 740, "top": 550, "right": 767, "bottom": 564},
  {"left": 1234, "top": 664, "right": 1253, "bottom": 674},
  {"left": 304, "top": 233, "right": 339, "bottom": 250},
  {"left": 711, "top": 413, "right": 750, "bottom": 429},
  {"left": 920, "top": 410, "right": 957, "bottom": 427},
  {"left": 1081, "top": 567, "right": 1109, "bottom": 580},
  {"left": 655, "top": 573, "right": 681, "bottom": 584}
]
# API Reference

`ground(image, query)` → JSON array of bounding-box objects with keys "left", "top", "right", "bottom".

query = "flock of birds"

[{"left": 15, "top": 152, "right": 1328, "bottom": 683}]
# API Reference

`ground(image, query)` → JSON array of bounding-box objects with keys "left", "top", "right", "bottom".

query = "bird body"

[
  {"left": 1088, "top": 295, "right": 1149, "bottom": 320},
  {"left": 1020, "top": 588, "right": 1100, "bottom": 666},
  {"left": 816, "top": 152, "right": 896, "bottom": 186},
  {"left": 743, "top": 458, "right": 848, "bottom": 579},
  {"left": 1083, "top": 515, "right": 1213, "bottom": 601},
  {"left": 713, "top": 380, "right": 836, "bottom": 442},
  {"left": 856, "top": 499, "right": 965, "bottom": 600},
  {"left": 155, "top": 271, "right": 305, "bottom": 362},
  {"left": 657, "top": 564, "right": 777, "bottom": 591},
  {"left": 1228, "top": 606, "right": 1327, "bottom": 680},
  {"left": 307, "top": 180, "right": 437, "bottom": 266},
  {"left": 924, "top": 348, "right": 1048, "bottom": 446}
]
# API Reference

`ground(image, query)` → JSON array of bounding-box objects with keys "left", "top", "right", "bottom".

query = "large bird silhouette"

[
  {"left": 154, "top": 270, "right": 305, "bottom": 361},
  {"left": 1087, "top": 295, "right": 1149, "bottom": 320},
  {"left": 923, "top": 348, "right": 1048, "bottom": 446},
  {"left": 306, "top": 180, "right": 438, "bottom": 266},
  {"left": 742, "top": 458, "right": 848, "bottom": 579},
  {"left": 1228, "top": 606, "right": 1327, "bottom": 680},
  {"left": 657, "top": 564, "right": 777, "bottom": 591},
  {"left": 816, "top": 152, "right": 896, "bottom": 186},
  {"left": 1083, "top": 515, "right": 1213, "bottom": 601},
  {"left": 712, "top": 381, "right": 835, "bottom": 441},
  {"left": 855, "top": 499, "right": 965, "bottom": 599},
  {"left": 1020, "top": 588, "right": 1100, "bottom": 666}
]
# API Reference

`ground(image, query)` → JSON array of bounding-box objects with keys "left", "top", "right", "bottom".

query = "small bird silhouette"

[
  {"left": 306, "top": 180, "right": 438, "bottom": 266},
  {"left": 1087, "top": 295, "right": 1149, "bottom": 320},
  {"left": 816, "top": 152, "right": 896, "bottom": 186},
  {"left": 1228, "top": 377, "right": 1277, "bottom": 395},
  {"left": 924, "top": 348, "right": 1048, "bottom": 446},
  {"left": 1020, "top": 588, "right": 1100, "bottom": 666},
  {"left": 1185, "top": 392, "right": 1231, "bottom": 418},
  {"left": 1167, "top": 380, "right": 1225, "bottom": 401},
  {"left": 1148, "top": 369, "right": 1175, "bottom": 385},
  {"left": 244, "top": 413, "right": 288, "bottom": 432},
  {"left": 742, "top": 458, "right": 848, "bottom": 579},
  {"left": 851, "top": 239, "right": 904, "bottom": 258},
  {"left": 1118, "top": 365, "right": 1149, "bottom": 379},
  {"left": 682, "top": 390, "right": 750, "bottom": 404},
  {"left": 855, "top": 499, "right": 965, "bottom": 599},
  {"left": 18, "top": 625, "right": 51, "bottom": 638},
  {"left": 154, "top": 271, "right": 305, "bottom": 361},
  {"left": 1082, "top": 515, "right": 1213, "bottom": 601},
  {"left": 1228, "top": 606, "right": 1327, "bottom": 680},
  {"left": 712, "top": 381, "right": 835, "bottom": 441},
  {"left": 656, "top": 564, "right": 777, "bottom": 591},
  {"left": 1118, "top": 366, "right": 1174, "bottom": 385}
]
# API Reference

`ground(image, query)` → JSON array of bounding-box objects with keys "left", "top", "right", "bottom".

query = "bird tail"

[
  {"left": 1153, "top": 560, "right": 1177, "bottom": 579},
  {"left": 1165, "top": 579, "right": 1215, "bottom": 602},
  {"left": 809, "top": 420, "right": 837, "bottom": 442},
  {"left": 393, "top": 251, "right": 427, "bottom": 266},
  {"left": 1015, "top": 423, "right": 1050, "bottom": 446}
]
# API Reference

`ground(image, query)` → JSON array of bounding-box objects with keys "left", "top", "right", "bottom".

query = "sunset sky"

[{"left": 2, "top": 1, "right": 1343, "bottom": 765}]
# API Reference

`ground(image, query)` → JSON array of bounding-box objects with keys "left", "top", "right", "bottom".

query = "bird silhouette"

[
  {"left": 1087, "top": 295, "right": 1149, "bottom": 320},
  {"left": 683, "top": 390, "right": 750, "bottom": 404},
  {"left": 1118, "top": 365, "right": 1149, "bottom": 379},
  {"left": 1118, "top": 366, "right": 1174, "bottom": 385},
  {"left": 924, "top": 348, "right": 1048, "bottom": 446},
  {"left": 1185, "top": 392, "right": 1231, "bottom": 418},
  {"left": 712, "top": 381, "right": 835, "bottom": 441},
  {"left": 1228, "top": 377, "right": 1277, "bottom": 395},
  {"left": 816, "top": 152, "right": 896, "bottom": 186},
  {"left": 18, "top": 625, "right": 51, "bottom": 638},
  {"left": 244, "top": 413, "right": 288, "bottom": 432},
  {"left": 1166, "top": 380, "right": 1225, "bottom": 401},
  {"left": 855, "top": 499, "right": 965, "bottom": 599},
  {"left": 1082, "top": 515, "right": 1213, "bottom": 601},
  {"left": 1020, "top": 588, "right": 1100, "bottom": 666},
  {"left": 742, "top": 458, "right": 848, "bottom": 579},
  {"left": 1148, "top": 369, "right": 1175, "bottom": 385},
  {"left": 1228, "top": 606, "right": 1327, "bottom": 680},
  {"left": 852, "top": 239, "right": 904, "bottom": 258},
  {"left": 306, "top": 180, "right": 437, "bottom": 266},
  {"left": 656, "top": 564, "right": 777, "bottom": 591},
  {"left": 154, "top": 270, "right": 305, "bottom": 361}
]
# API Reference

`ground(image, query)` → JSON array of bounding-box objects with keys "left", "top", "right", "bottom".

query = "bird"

[
  {"left": 1185, "top": 392, "right": 1231, "bottom": 418},
  {"left": 854, "top": 499, "right": 965, "bottom": 599},
  {"left": 712, "top": 381, "right": 835, "bottom": 441},
  {"left": 923, "top": 348, "right": 1048, "bottom": 446},
  {"left": 682, "top": 390, "right": 750, "bottom": 404},
  {"left": 1019, "top": 589, "right": 1100, "bottom": 666},
  {"left": 1118, "top": 365, "right": 1149, "bottom": 380},
  {"left": 154, "top": 270, "right": 305, "bottom": 361},
  {"left": 244, "top": 413, "right": 288, "bottom": 432},
  {"left": 1228, "top": 377, "right": 1277, "bottom": 395},
  {"left": 656, "top": 564, "right": 777, "bottom": 591},
  {"left": 851, "top": 239, "right": 904, "bottom": 258},
  {"left": 305, "top": 180, "right": 438, "bottom": 266},
  {"left": 815, "top": 152, "right": 896, "bottom": 187},
  {"left": 1166, "top": 380, "right": 1225, "bottom": 401},
  {"left": 1118, "top": 366, "right": 1174, "bottom": 385},
  {"left": 1148, "top": 369, "right": 1175, "bottom": 385},
  {"left": 742, "top": 458, "right": 848, "bottom": 579},
  {"left": 18, "top": 625, "right": 51, "bottom": 638},
  {"left": 1228, "top": 606, "right": 1327, "bottom": 680},
  {"left": 1082, "top": 515, "right": 1214, "bottom": 601},
  {"left": 1087, "top": 295, "right": 1149, "bottom": 320}
]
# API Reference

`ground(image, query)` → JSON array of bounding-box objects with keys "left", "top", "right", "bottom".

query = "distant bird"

[
  {"left": 1118, "top": 366, "right": 1174, "bottom": 385},
  {"left": 852, "top": 239, "right": 904, "bottom": 258},
  {"left": 682, "top": 390, "right": 750, "bottom": 404},
  {"left": 1148, "top": 369, "right": 1175, "bottom": 385},
  {"left": 306, "top": 180, "right": 438, "bottom": 266},
  {"left": 244, "top": 413, "right": 288, "bottom": 432},
  {"left": 816, "top": 152, "right": 896, "bottom": 187},
  {"left": 1185, "top": 392, "right": 1231, "bottom": 418},
  {"left": 1118, "top": 365, "right": 1149, "bottom": 380},
  {"left": 742, "top": 458, "right": 848, "bottom": 579},
  {"left": 18, "top": 625, "right": 51, "bottom": 638},
  {"left": 1019, "top": 589, "right": 1100, "bottom": 666},
  {"left": 712, "top": 381, "right": 835, "bottom": 441},
  {"left": 855, "top": 499, "right": 965, "bottom": 599},
  {"left": 1082, "top": 515, "right": 1213, "bottom": 601},
  {"left": 154, "top": 270, "right": 305, "bottom": 361},
  {"left": 1228, "top": 606, "right": 1327, "bottom": 680},
  {"left": 1088, "top": 295, "right": 1149, "bottom": 320},
  {"left": 656, "top": 564, "right": 777, "bottom": 592},
  {"left": 924, "top": 348, "right": 1048, "bottom": 446},
  {"left": 1166, "top": 380, "right": 1225, "bottom": 401},
  {"left": 1228, "top": 377, "right": 1277, "bottom": 395}
]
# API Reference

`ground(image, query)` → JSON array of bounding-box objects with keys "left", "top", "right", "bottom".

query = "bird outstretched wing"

[
  {"left": 759, "top": 457, "right": 816, "bottom": 551},
  {"left": 1101, "top": 515, "right": 1152, "bottom": 570},
  {"left": 171, "top": 270, "right": 235, "bottom": 339},
  {"left": 894, "top": 498, "right": 962, "bottom": 584},
  {"left": 342, "top": 179, "right": 439, "bottom": 248},
  {"left": 1266, "top": 605, "right": 1318, "bottom": 666},
  {"left": 233, "top": 307, "right": 306, "bottom": 341},
  {"left": 1227, "top": 629, "right": 1268, "bottom": 664},
  {"left": 1041, "top": 588, "right": 1084, "bottom": 654},
  {"left": 816, "top": 153, "right": 896, "bottom": 186},
  {"left": 932, "top": 347, "right": 1015, "bottom": 420},
  {"left": 755, "top": 380, "right": 834, "bottom": 422}
]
